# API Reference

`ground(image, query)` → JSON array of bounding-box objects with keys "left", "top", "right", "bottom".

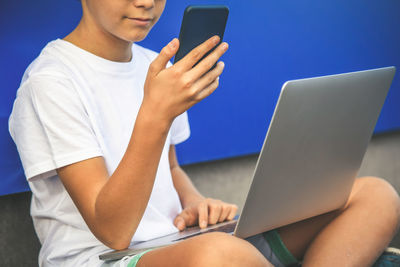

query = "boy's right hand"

[{"left": 142, "top": 36, "right": 228, "bottom": 124}]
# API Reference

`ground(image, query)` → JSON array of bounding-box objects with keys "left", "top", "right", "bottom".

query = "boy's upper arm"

[
  {"left": 56, "top": 156, "right": 109, "bottom": 230},
  {"left": 168, "top": 145, "right": 179, "bottom": 170}
]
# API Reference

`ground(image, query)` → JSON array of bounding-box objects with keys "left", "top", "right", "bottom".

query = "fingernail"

[
  {"left": 218, "top": 61, "right": 225, "bottom": 68},
  {"left": 213, "top": 36, "right": 220, "bottom": 45},
  {"left": 201, "top": 221, "right": 207, "bottom": 228},
  {"left": 169, "top": 38, "right": 177, "bottom": 49},
  {"left": 221, "top": 42, "right": 228, "bottom": 51}
]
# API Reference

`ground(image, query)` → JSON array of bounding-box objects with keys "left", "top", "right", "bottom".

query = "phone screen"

[{"left": 173, "top": 5, "right": 229, "bottom": 65}]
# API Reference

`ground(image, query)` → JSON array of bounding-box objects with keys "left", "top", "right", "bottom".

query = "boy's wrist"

[
  {"left": 181, "top": 193, "right": 205, "bottom": 209},
  {"left": 137, "top": 102, "right": 173, "bottom": 134}
]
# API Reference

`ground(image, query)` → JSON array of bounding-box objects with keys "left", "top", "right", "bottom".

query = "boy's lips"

[{"left": 127, "top": 17, "right": 153, "bottom": 26}]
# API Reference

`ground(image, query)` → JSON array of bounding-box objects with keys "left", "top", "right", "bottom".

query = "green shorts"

[
  {"left": 262, "top": 229, "right": 300, "bottom": 266},
  {"left": 100, "top": 249, "right": 153, "bottom": 267},
  {"left": 125, "top": 249, "right": 153, "bottom": 267}
]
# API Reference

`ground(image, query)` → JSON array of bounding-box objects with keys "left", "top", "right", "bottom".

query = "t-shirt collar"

[{"left": 55, "top": 38, "right": 137, "bottom": 74}]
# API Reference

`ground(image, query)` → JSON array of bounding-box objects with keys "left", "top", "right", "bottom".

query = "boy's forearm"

[
  {"left": 94, "top": 105, "right": 172, "bottom": 249},
  {"left": 171, "top": 163, "right": 205, "bottom": 208}
]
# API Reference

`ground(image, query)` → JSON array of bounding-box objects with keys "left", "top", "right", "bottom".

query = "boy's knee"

[
  {"left": 355, "top": 177, "right": 400, "bottom": 222},
  {"left": 356, "top": 177, "right": 399, "bottom": 202},
  {"left": 188, "top": 232, "right": 270, "bottom": 267}
]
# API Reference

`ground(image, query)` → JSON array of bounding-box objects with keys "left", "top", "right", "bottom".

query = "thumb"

[
  {"left": 149, "top": 38, "right": 179, "bottom": 75},
  {"left": 173, "top": 215, "right": 186, "bottom": 231}
]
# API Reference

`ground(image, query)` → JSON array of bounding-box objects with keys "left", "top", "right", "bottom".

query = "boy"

[{"left": 8, "top": 0, "right": 400, "bottom": 266}]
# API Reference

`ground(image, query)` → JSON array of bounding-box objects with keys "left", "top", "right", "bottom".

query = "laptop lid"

[
  {"left": 234, "top": 66, "right": 396, "bottom": 238},
  {"left": 100, "top": 67, "right": 395, "bottom": 260}
]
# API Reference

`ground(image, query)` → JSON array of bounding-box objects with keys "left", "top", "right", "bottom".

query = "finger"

[
  {"left": 193, "top": 77, "right": 219, "bottom": 102},
  {"left": 227, "top": 204, "right": 238, "bottom": 220},
  {"left": 175, "top": 35, "right": 220, "bottom": 71},
  {"left": 173, "top": 215, "right": 186, "bottom": 231},
  {"left": 208, "top": 200, "right": 222, "bottom": 225},
  {"left": 188, "top": 42, "right": 228, "bottom": 81},
  {"left": 198, "top": 201, "right": 208, "bottom": 229},
  {"left": 148, "top": 38, "right": 179, "bottom": 76},
  {"left": 176, "top": 209, "right": 197, "bottom": 229},
  {"left": 191, "top": 61, "right": 224, "bottom": 93},
  {"left": 218, "top": 204, "right": 231, "bottom": 223}
]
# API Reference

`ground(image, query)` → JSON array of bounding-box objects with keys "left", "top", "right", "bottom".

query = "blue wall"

[{"left": 1, "top": 0, "right": 399, "bottom": 195}]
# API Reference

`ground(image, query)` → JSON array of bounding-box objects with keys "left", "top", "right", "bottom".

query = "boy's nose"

[{"left": 133, "top": 0, "right": 155, "bottom": 9}]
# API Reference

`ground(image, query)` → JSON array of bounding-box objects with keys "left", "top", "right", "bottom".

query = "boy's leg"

[
  {"left": 137, "top": 232, "right": 272, "bottom": 267},
  {"left": 115, "top": 176, "right": 398, "bottom": 267},
  {"left": 276, "top": 176, "right": 400, "bottom": 267}
]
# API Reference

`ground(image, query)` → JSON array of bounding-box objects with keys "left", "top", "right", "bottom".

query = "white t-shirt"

[{"left": 9, "top": 39, "right": 190, "bottom": 266}]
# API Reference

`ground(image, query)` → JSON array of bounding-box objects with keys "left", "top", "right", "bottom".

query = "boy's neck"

[{"left": 63, "top": 18, "right": 133, "bottom": 63}]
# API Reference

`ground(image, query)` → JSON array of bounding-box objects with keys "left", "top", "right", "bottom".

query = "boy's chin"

[{"left": 123, "top": 29, "right": 152, "bottom": 43}]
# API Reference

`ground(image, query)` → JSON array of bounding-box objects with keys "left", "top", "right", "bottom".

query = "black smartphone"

[{"left": 173, "top": 5, "right": 229, "bottom": 65}]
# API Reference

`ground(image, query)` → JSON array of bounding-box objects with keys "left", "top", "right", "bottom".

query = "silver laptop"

[{"left": 100, "top": 66, "right": 396, "bottom": 261}]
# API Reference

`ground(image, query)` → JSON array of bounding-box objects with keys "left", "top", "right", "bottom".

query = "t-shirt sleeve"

[
  {"left": 170, "top": 111, "right": 191, "bottom": 145},
  {"left": 9, "top": 75, "right": 103, "bottom": 181}
]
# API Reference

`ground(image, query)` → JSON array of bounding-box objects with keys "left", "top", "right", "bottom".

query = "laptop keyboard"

[{"left": 173, "top": 221, "right": 237, "bottom": 241}]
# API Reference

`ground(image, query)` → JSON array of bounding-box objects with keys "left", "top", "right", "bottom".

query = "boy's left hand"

[{"left": 173, "top": 197, "right": 238, "bottom": 231}]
